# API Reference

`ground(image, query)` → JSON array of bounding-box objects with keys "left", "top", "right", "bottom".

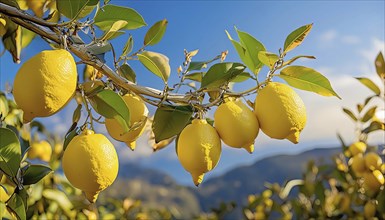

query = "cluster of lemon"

[
  {"left": 348, "top": 142, "right": 384, "bottom": 194},
  {"left": 178, "top": 82, "right": 307, "bottom": 185}
]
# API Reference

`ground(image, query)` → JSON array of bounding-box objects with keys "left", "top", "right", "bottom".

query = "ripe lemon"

[
  {"left": 214, "top": 99, "right": 259, "bottom": 153},
  {"left": 363, "top": 170, "right": 384, "bottom": 192},
  {"left": 28, "top": 140, "right": 52, "bottom": 162},
  {"left": 62, "top": 129, "right": 119, "bottom": 203},
  {"left": 13, "top": 49, "right": 77, "bottom": 123},
  {"left": 348, "top": 142, "right": 367, "bottom": 156},
  {"left": 254, "top": 82, "right": 306, "bottom": 143},
  {"left": 177, "top": 119, "right": 221, "bottom": 186},
  {"left": 364, "top": 152, "right": 383, "bottom": 171},
  {"left": 105, "top": 93, "right": 148, "bottom": 150},
  {"left": 349, "top": 154, "right": 366, "bottom": 176}
]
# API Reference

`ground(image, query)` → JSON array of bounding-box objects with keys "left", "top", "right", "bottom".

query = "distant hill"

[{"left": 100, "top": 147, "right": 341, "bottom": 219}]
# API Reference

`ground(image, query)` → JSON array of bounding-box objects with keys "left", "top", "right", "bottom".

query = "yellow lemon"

[
  {"left": 62, "top": 129, "right": 119, "bottom": 203},
  {"left": 364, "top": 152, "right": 383, "bottom": 171},
  {"left": 348, "top": 142, "right": 367, "bottom": 156},
  {"left": 13, "top": 49, "right": 77, "bottom": 123},
  {"left": 105, "top": 93, "right": 148, "bottom": 150},
  {"left": 177, "top": 119, "right": 221, "bottom": 186},
  {"left": 254, "top": 82, "right": 306, "bottom": 143},
  {"left": 363, "top": 170, "right": 384, "bottom": 192},
  {"left": 364, "top": 201, "right": 376, "bottom": 219},
  {"left": 28, "top": 140, "right": 52, "bottom": 162},
  {"left": 214, "top": 99, "right": 259, "bottom": 153},
  {"left": 349, "top": 154, "right": 366, "bottom": 176}
]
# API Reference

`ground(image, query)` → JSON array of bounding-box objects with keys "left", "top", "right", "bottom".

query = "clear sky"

[{"left": 1, "top": 1, "right": 384, "bottom": 185}]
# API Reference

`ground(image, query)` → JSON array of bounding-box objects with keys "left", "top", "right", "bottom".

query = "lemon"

[
  {"left": 105, "top": 93, "right": 148, "bottom": 150},
  {"left": 364, "top": 152, "right": 382, "bottom": 171},
  {"left": 214, "top": 99, "right": 259, "bottom": 153},
  {"left": 254, "top": 82, "right": 306, "bottom": 143},
  {"left": 348, "top": 142, "right": 367, "bottom": 156},
  {"left": 62, "top": 129, "right": 119, "bottom": 203},
  {"left": 363, "top": 170, "right": 384, "bottom": 192},
  {"left": 13, "top": 49, "right": 77, "bottom": 123},
  {"left": 28, "top": 140, "right": 52, "bottom": 162},
  {"left": 364, "top": 201, "right": 376, "bottom": 219},
  {"left": 177, "top": 119, "right": 221, "bottom": 186},
  {"left": 349, "top": 154, "right": 366, "bottom": 176}
]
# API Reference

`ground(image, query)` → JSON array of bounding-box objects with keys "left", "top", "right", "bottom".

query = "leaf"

[
  {"left": 0, "top": 128, "right": 21, "bottom": 178},
  {"left": 375, "top": 52, "right": 385, "bottom": 79},
  {"left": 88, "top": 90, "right": 131, "bottom": 132},
  {"left": 94, "top": 5, "right": 146, "bottom": 31},
  {"left": 283, "top": 55, "right": 316, "bottom": 66},
  {"left": 2, "top": 18, "right": 21, "bottom": 63},
  {"left": 231, "top": 72, "right": 251, "bottom": 83},
  {"left": 86, "top": 41, "right": 112, "bottom": 55},
  {"left": 72, "top": 104, "right": 82, "bottom": 124},
  {"left": 278, "top": 66, "right": 341, "bottom": 98},
  {"left": 121, "top": 35, "right": 133, "bottom": 57},
  {"left": 361, "top": 106, "right": 377, "bottom": 123},
  {"left": 342, "top": 108, "right": 357, "bottom": 122},
  {"left": 144, "top": 19, "right": 168, "bottom": 46},
  {"left": 57, "top": 0, "right": 99, "bottom": 19},
  {"left": 152, "top": 105, "right": 193, "bottom": 143},
  {"left": 100, "top": 20, "right": 128, "bottom": 41},
  {"left": 22, "top": 164, "right": 52, "bottom": 185},
  {"left": 283, "top": 23, "right": 313, "bottom": 53},
  {"left": 138, "top": 51, "right": 170, "bottom": 82},
  {"left": 258, "top": 51, "right": 279, "bottom": 69},
  {"left": 118, "top": 64, "right": 136, "bottom": 83},
  {"left": 63, "top": 124, "right": 78, "bottom": 152},
  {"left": 355, "top": 77, "right": 381, "bottom": 95},
  {"left": 6, "top": 193, "right": 26, "bottom": 220},
  {"left": 187, "top": 61, "right": 208, "bottom": 72},
  {"left": 184, "top": 72, "right": 204, "bottom": 82},
  {"left": 201, "top": 62, "right": 246, "bottom": 89},
  {"left": 362, "top": 121, "right": 385, "bottom": 134},
  {"left": 236, "top": 29, "right": 265, "bottom": 75},
  {"left": 21, "top": 27, "right": 35, "bottom": 49}
]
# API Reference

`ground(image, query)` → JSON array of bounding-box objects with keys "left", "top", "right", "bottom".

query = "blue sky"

[{"left": 1, "top": 1, "right": 384, "bottom": 185}]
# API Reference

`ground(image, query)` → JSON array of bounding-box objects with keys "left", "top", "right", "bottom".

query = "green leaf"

[
  {"left": 361, "top": 106, "right": 377, "bottom": 123},
  {"left": 201, "top": 62, "right": 246, "bottom": 89},
  {"left": 72, "top": 104, "right": 82, "bottom": 124},
  {"left": 6, "top": 193, "right": 26, "bottom": 220},
  {"left": 258, "top": 51, "right": 279, "bottom": 69},
  {"left": 21, "top": 27, "right": 35, "bottom": 49},
  {"left": 22, "top": 164, "right": 52, "bottom": 185},
  {"left": 86, "top": 41, "right": 112, "bottom": 55},
  {"left": 118, "top": 64, "right": 136, "bottom": 83},
  {"left": 0, "top": 128, "right": 21, "bottom": 178},
  {"left": 355, "top": 77, "right": 381, "bottom": 95},
  {"left": 99, "top": 20, "right": 128, "bottom": 41},
  {"left": 283, "top": 55, "right": 316, "bottom": 66},
  {"left": 152, "top": 105, "right": 193, "bottom": 143},
  {"left": 231, "top": 72, "right": 251, "bottom": 83},
  {"left": 57, "top": 0, "right": 99, "bottom": 19},
  {"left": 283, "top": 23, "right": 313, "bottom": 53},
  {"left": 2, "top": 18, "right": 21, "bottom": 63},
  {"left": 63, "top": 124, "right": 78, "bottom": 152},
  {"left": 362, "top": 121, "right": 385, "bottom": 134},
  {"left": 121, "top": 35, "right": 133, "bottom": 57},
  {"left": 375, "top": 52, "right": 385, "bottom": 80},
  {"left": 278, "top": 65, "right": 341, "bottom": 98},
  {"left": 236, "top": 29, "right": 265, "bottom": 75},
  {"left": 144, "top": 19, "right": 168, "bottom": 46},
  {"left": 187, "top": 62, "right": 208, "bottom": 72},
  {"left": 89, "top": 90, "right": 131, "bottom": 132},
  {"left": 138, "top": 51, "right": 170, "bottom": 82},
  {"left": 184, "top": 72, "right": 204, "bottom": 82},
  {"left": 342, "top": 108, "right": 357, "bottom": 122},
  {"left": 94, "top": 5, "right": 146, "bottom": 31}
]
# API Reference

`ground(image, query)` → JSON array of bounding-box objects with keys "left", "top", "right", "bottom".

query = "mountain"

[{"left": 100, "top": 147, "right": 341, "bottom": 218}]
